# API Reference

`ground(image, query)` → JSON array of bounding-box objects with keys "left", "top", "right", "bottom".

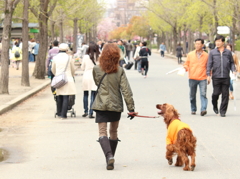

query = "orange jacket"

[
  {"left": 166, "top": 119, "right": 191, "bottom": 145},
  {"left": 184, "top": 50, "right": 208, "bottom": 80}
]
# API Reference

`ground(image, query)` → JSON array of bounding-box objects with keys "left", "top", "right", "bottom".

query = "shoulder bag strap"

[
  {"left": 95, "top": 73, "right": 107, "bottom": 95},
  {"left": 63, "top": 56, "right": 70, "bottom": 72}
]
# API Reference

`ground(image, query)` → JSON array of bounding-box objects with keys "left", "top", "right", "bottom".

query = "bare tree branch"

[
  {"left": 48, "top": 0, "right": 58, "bottom": 17},
  {"left": 29, "top": 6, "right": 38, "bottom": 18}
]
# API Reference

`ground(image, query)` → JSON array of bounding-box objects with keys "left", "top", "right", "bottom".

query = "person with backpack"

[
  {"left": 81, "top": 42, "right": 100, "bottom": 118},
  {"left": 139, "top": 41, "right": 151, "bottom": 78},
  {"left": 11, "top": 43, "right": 22, "bottom": 70},
  {"left": 126, "top": 40, "right": 133, "bottom": 61}
]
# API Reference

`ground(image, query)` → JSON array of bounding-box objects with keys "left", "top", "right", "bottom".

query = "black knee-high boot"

[
  {"left": 99, "top": 136, "right": 115, "bottom": 170},
  {"left": 109, "top": 138, "right": 120, "bottom": 157}
]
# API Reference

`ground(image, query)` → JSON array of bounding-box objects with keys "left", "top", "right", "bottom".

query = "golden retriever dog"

[{"left": 156, "top": 103, "right": 197, "bottom": 171}]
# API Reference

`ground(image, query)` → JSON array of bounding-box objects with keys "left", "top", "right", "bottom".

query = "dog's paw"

[
  {"left": 168, "top": 159, "right": 173, "bottom": 165},
  {"left": 183, "top": 166, "right": 191, "bottom": 171},
  {"left": 190, "top": 165, "right": 195, "bottom": 171},
  {"left": 175, "top": 163, "right": 183, "bottom": 167}
]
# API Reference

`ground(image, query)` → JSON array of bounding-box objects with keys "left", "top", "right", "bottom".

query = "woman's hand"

[{"left": 127, "top": 111, "right": 138, "bottom": 120}]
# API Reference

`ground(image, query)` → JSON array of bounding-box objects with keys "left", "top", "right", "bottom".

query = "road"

[{"left": 0, "top": 52, "right": 240, "bottom": 179}]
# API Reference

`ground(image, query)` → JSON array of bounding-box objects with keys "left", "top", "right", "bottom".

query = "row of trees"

[
  {"left": 0, "top": 0, "right": 104, "bottom": 94},
  {"left": 101, "top": 16, "right": 150, "bottom": 41},
  {"left": 143, "top": 0, "right": 240, "bottom": 54}
]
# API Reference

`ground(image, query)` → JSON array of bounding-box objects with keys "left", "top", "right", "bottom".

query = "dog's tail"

[{"left": 176, "top": 128, "right": 197, "bottom": 155}]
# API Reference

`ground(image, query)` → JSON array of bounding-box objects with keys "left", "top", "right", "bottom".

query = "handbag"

[{"left": 51, "top": 57, "right": 70, "bottom": 89}]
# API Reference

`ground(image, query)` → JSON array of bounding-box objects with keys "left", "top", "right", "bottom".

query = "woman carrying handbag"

[
  {"left": 51, "top": 43, "right": 76, "bottom": 119},
  {"left": 92, "top": 43, "right": 137, "bottom": 170}
]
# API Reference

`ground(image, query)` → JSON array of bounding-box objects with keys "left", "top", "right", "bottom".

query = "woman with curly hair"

[{"left": 92, "top": 43, "right": 137, "bottom": 170}]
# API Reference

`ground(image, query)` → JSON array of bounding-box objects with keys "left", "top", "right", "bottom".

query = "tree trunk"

[
  {"left": 199, "top": 16, "right": 203, "bottom": 38},
  {"left": 60, "top": 19, "right": 64, "bottom": 43},
  {"left": 183, "top": 25, "right": 187, "bottom": 54},
  {"left": 0, "top": 9, "right": 13, "bottom": 94},
  {"left": 89, "top": 30, "right": 92, "bottom": 42},
  {"left": 188, "top": 30, "right": 194, "bottom": 52},
  {"left": 50, "top": 21, "right": 55, "bottom": 43},
  {"left": 34, "top": 0, "right": 49, "bottom": 79},
  {"left": 21, "top": 0, "right": 30, "bottom": 86},
  {"left": 232, "top": 9, "right": 237, "bottom": 51},
  {"left": 213, "top": 0, "right": 219, "bottom": 35},
  {"left": 172, "top": 25, "right": 178, "bottom": 55},
  {"left": 178, "top": 27, "right": 181, "bottom": 44},
  {"left": 72, "top": 18, "right": 78, "bottom": 52}
]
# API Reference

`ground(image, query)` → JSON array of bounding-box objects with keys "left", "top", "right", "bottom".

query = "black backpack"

[{"left": 14, "top": 48, "right": 20, "bottom": 58}]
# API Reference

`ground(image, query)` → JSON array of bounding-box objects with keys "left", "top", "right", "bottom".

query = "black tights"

[
  {"left": 141, "top": 60, "right": 149, "bottom": 76},
  {"left": 57, "top": 95, "right": 69, "bottom": 118}
]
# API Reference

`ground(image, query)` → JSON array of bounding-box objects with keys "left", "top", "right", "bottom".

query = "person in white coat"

[
  {"left": 51, "top": 43, "right": 76, "bottom": 119},
  {"left": 134, "top": 42, "right": 142, "bottom": 72},
  {"left": 81, "top": 43, "right": 100, "bottom": 118}
]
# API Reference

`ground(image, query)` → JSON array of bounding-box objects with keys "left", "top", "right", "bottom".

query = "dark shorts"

[{"left": 95, "top": 110, "right": 121, "bottom": 123}]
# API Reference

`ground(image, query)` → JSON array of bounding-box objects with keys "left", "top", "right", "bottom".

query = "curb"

[
  {"left": 0, "top": 80, "right": 50, "bottom": 115},
  {"left": 153, "top": 50, "right": 186, "bottom": 62}
]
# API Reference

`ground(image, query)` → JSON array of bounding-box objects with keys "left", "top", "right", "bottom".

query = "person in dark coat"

[
  {"left": 139, "top": 41, "right": 151, "bottom": 78},
  {"left": 176, "top": 43, "right": 184, "bottom": 64}
]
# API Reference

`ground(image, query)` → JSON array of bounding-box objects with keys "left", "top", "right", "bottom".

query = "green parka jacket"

[{"left": 91, "top": 65, "right": 134, "bottom": 112}]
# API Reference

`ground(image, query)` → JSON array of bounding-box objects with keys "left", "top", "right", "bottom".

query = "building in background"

[{"left": 106, "top": 0, "right": 148, "bottom": 27}]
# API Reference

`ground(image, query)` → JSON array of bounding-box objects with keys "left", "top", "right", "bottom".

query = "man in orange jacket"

[{"left": 184, "top": 39, "right": 209, "bottom": 116}]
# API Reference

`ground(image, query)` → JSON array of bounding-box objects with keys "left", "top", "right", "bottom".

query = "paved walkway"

[
  {"left": 0, "top": 53, "right": 240, "bottom": 179},
  {"left": 0, "top": 62, "right": 49, "bottom": 106}
]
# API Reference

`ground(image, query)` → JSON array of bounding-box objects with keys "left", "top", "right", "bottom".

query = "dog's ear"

[
  {"left": 173, "top": 107, "right": 180, "bottom": 118},
  {"left": 164, "top": 104, "right": 175, "bottom": 125}
]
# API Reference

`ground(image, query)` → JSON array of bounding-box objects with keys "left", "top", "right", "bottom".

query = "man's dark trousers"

[{"left": 212, "top": 78, "right": 230, "bottom": 115}]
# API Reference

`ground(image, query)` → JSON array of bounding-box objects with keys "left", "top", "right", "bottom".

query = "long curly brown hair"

[{"left": 99, "top": 43, "right": 120, "bottom": 74}]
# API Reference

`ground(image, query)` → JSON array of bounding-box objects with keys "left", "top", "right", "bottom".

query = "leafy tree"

[{"left": 0, "top": 0, "right": 21, "bottom": 94}]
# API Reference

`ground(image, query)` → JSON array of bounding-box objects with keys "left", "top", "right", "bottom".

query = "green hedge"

[{"left": 235, "top": 40, "right": 240, "bottom": 51}]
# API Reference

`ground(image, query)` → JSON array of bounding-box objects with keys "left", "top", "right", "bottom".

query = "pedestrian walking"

[
  {"left": 139, "top": 42, "right": 151, "bottom": 78},
  {"left": 81, "top": 43, "right": 99, "bottom": 118},
  {"left": 125, "top": 40, "right": 133, "bottom": 61},
  {"left": 133, "top": 42, "right": 142, "bottom": 72},
  {"left": 176, "top": 43, "right": 184, "bottom": 64},
  {"left": 132, "top": 40, "right": 138, "bottom": 58},
  {"left": 118, "top": 40, "right": 126, "bottom": 67},
  {"left": 33, "top": 41, "right": 39, "bottom": 62},
  {"left": 159, "top": 42, "right": 166, "bottom": 57},
  {"left": 225, "top": 44, "right": 239, "bottom": 100},
  {"left": 207, "top": 35, "right": 236, "bottom": 117},
  {"left": 47, "top": 40, "right": 60, "bottom": 80},
  {"left": 92, "top": 43, "right": 136, "bottom": 170},
  {"left": 80, "top": 42, "right": 89, "bottom": 58},
  {"left": 51, "top": 43, "right": 76, "bottom": 119},
  {"left": 28, "top": 39, "right": 36, "bottom": 62},
  {"left": 183, "top": 39, "right": 209, "bottom": 116},
  {"left": 11, "top": 43, "right": 22, "bottom": 70}
]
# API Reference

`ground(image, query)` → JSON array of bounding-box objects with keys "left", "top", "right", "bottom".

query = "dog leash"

[{"left": 128, "top": 112, "right": 160, "bottom": 118}]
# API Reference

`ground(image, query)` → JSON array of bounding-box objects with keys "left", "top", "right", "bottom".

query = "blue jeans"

[
  {"left": 83, "top": 91, "right": 96, "bottom": 115},
  {"left": 189, "top": 79, "right": 208, "bottom": 112},
  {"left": 29, "top": 52, "right": 34, "bottom": 62},
  {"left": 229, "top": 79, "right": 233, "bottom": 92}
]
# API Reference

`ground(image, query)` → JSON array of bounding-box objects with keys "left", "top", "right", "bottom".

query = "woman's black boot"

[
  {"left": 109, "top": 138, "right": 120, "bottom": 157},
  {"left": 99, "top": 136, "right": 115, "bottom": 170}
]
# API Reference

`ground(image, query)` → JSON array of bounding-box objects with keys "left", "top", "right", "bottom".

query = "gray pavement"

[{"left": 0, "top": 53, "right": 240, "bottom": 179}]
